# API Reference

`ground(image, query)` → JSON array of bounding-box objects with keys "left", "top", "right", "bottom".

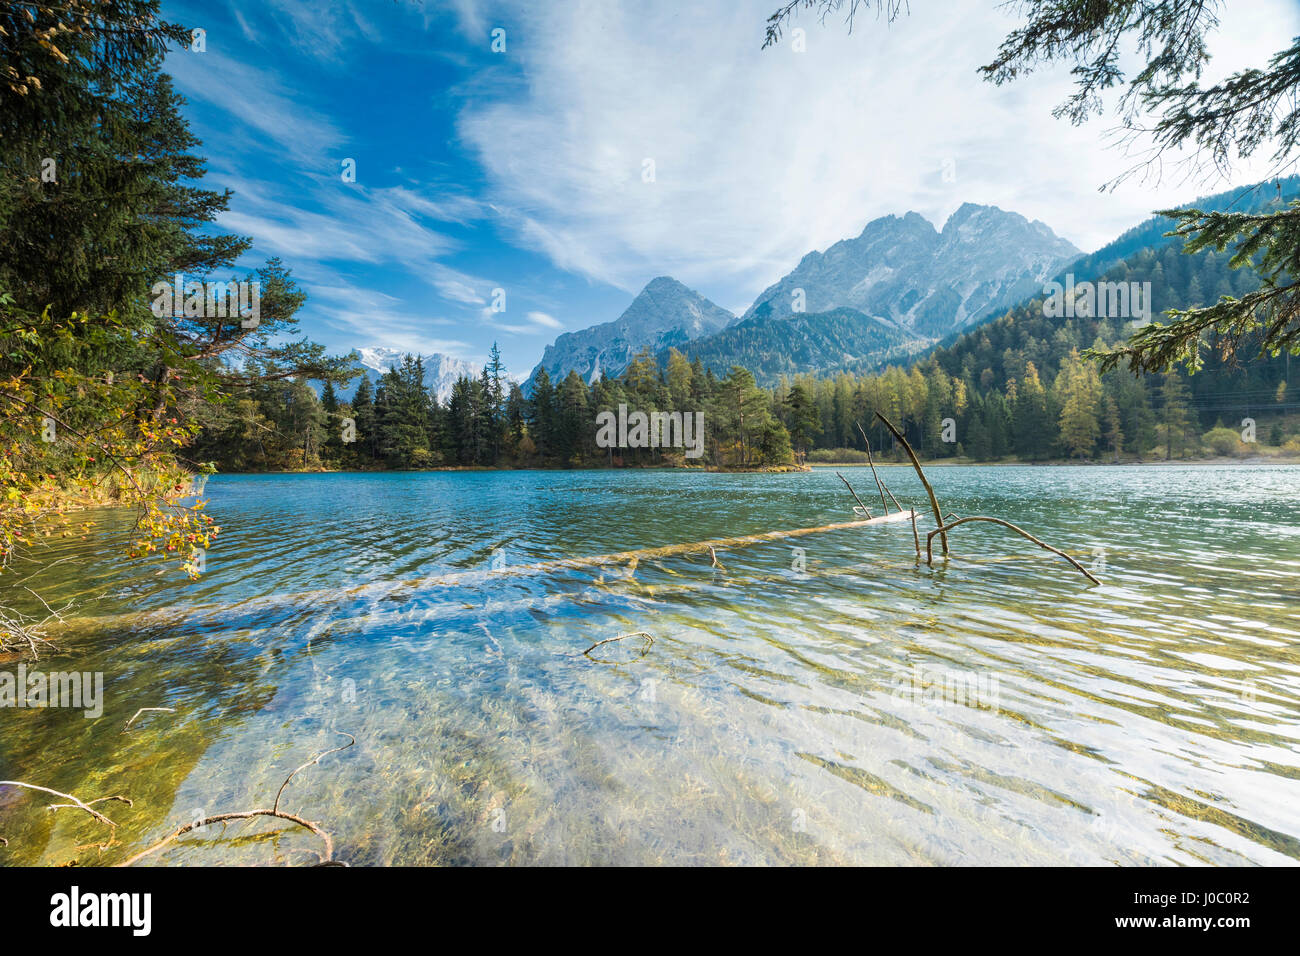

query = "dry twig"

[
  {"left": 117, "top": 731, "right": 357, "bottom": 867},
  {"left": 274, "top": 732, "right": 356, "bottom": 814},
  {"left": 836, "top": 471, "right": 871, "bottom": 518},
  {"left": 0, "top": 605, "right": 61, "bottom": 659},
  {"left": 875, "top": 412, "right": 947, "bottom": 555},
  {"left": 122, "top": 707, "right": 175, "bottom": 733},
  {"left": 581, "top": 631, "right": 655, "bottom": 662},
  {"left": 115, "top": 808, "right": 335, "bottom": 867},
  {"left": 857, "top": 421, "right": 901, "bottom": 513},
  {"left": 0, "top": 781, "right": 132, "bottom": 828}
]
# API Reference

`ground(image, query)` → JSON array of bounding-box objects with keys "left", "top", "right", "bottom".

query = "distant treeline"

[
  {"left": 191, "top": 345, "right": 796, "bottom": 470},
  {"left": 192, "top": 239, "right": 1298, "bottom": 471}
]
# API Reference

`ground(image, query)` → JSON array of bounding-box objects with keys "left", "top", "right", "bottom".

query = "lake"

[{"left": 1, "top": 465, "right": 1298, "bottom": 865}]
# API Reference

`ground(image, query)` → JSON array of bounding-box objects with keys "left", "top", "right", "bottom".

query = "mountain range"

[
  {"left": 333, "top": 180, "right": 1294, "bottom": 399},
  {"left": 742, "top": 203, "right": 1078, "bottom": 335},
  {"left": 524, "top": 202, "right": 1079, "bottom": 389}
]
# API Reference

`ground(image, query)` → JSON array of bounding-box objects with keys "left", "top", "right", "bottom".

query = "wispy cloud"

[
  {"left": 526, "top": 311, "right": 563, "bottom": 329},
  {"left": 305, "top": 278, "right": 475, "bottom": 358},
  {"left": 207, "top": 171, "right": 499, "bottom": 322},
  {"left": 165, "top": 49, "right": 343, "bottom": 165},
  {"left": 260, "top": 0, "right": 383, "bottom": 61},
  {"left": 475, "top": 307, "right": 565, "bottom": 336}
]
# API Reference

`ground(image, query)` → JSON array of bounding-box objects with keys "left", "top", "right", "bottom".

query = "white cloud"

[
  {"left": 526, "top": 310, "right": 563, "bottom": 329},
  {"left": 227, "top": 1, "right": 257, "bottom": 44},
  {"left": 458, "top": 0, "right": 1300, "bottom": 302},
  {"left": 447, "top": 0, "right": 490, "bottom": 40},
  {"left": 187, "top": 164, "right": 495, "bottom": 360},
  {"left": 476, "top": 307, "right": 565, "bottom": 336},
  {"left": 432, "top": 277, "right": 486, "bottom": 305}
]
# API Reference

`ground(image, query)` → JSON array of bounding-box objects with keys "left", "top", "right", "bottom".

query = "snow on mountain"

[{"left": 330, "top": 347, "right": 481, "bottom": 403}]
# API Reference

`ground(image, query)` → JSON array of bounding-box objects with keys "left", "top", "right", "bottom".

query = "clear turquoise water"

[{"left": 1, "top": 464, "right": 1298, "bottom": 865}]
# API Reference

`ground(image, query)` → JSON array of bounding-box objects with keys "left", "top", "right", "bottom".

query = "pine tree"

[
  {"left": 1158, "top": 372, "right": 1195, "bottom": 460},
  {"left": 351, "top": 377, "right": 377, "bottom": 465},
  {"left": 783, "top": 380, "right": 820, "bottom": 461},
  {"left": 666, "top": 348, "right": 694, "bottom": 410},
  {"left": 1102, "top": 395, "right": 1124, "bottom": 462},
  {"left": 0, "top": 8, "right": 206, "bottom": 318},
  {"left": 557, "top": 370, "right": 590, "bottom": 465},
  {"left": 504, "top": 382, "right": 528, "bottom": 460},
  {"left": 715, "top": 366, "right": 784, "bottom": 467},
  {"left": 320, "top": 380, "right": 344, "bottom": 464},
  {"left": 623, "top": 348, "right": 663, "bottom": 409},
  {"left": 689, "top": 357, "right": 708, "bottom": 406},
  {"left": 446, "top": 376, "right": 476, "bottom": 465},
  {"left": 985, "top": 392, "right": 1011, "bottom": 458},
  {"left": 966, "top": 402, "right": 993, "bottom": 461},
  {"left": 757, "top": 416, "right": 794, "bottom": 465},
  {"left": 528, "top": 368, "right": 555, "bottom": 461},
  {"left": 1057, "top": 349, "right": 1101, "bottom": 459},
  {"left": 1014, "top": 363, "right": 1052, "bottom": 460},
  {"left": 483, "top": 343, "right": 506, "bottom": 462}
]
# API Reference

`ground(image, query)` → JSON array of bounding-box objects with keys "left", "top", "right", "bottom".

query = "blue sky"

[{"left": 160, "top": 0, "right": 1298, "bottom": 380}]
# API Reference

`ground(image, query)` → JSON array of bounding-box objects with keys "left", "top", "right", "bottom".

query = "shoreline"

[
  {"left": 809, "top": 455, "right": 1300, "bottom": 467},
  {"left": 197, "top": 457, "right": 1300, "bottom": 476}
]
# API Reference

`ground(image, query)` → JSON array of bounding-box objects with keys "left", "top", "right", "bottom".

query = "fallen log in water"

[
  {"left": 516, "top": 508, "right": 918, "bottom": 576},
  {"left": 52, "top": 510, "right": 921, "bottom": 632},
  {"left": 54, "top": 434, "right": 1103, "bottom": 637}
]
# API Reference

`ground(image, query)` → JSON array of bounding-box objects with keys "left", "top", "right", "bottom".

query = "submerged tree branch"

[
  {"left": 925, "top": 516, "right": 1102, "bottom": 585},
  {"left": 836, "top": 471, "right": 872, "bottom": 518},
  {"left": 0, "top": 781, "right": 132, "bottom": 828},
  {"left": 117, "top": 731, "right": 356, "bottom": 866},
  {"left": 581, "top": 631, "right": 655, "bottom": 662},
  {"left": 857, "top": 421, "right": 898, "bottom": 514},
  {"left": 115, "top": 808, "right": 335, "bottom": 867},
  {"left": 0, "top": 731, "right": 358, "bottom": 865},
  {"left": 273, "top": 732, "right": 356, "bottom": 814},
  {"left": 122, "top": 707, "right": 175, "bottom": 733}
]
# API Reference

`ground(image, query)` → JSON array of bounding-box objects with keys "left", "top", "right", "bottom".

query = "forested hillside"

[
  {"left": 773, "top": 225, "right": 1297, "bottom": 463},
  {"left": 1039, "top": 177, "right": 1300, "bottom": 292},
  {"left": 662, "top": 306, "right": 918, "bottom": 386}
]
